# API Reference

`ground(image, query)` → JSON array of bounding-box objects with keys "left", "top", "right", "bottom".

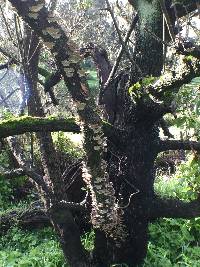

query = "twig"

[
  {"left": 143, "top": 27, "right": 171, "bottom": 47},
  {"left": 159, "top": 0, "right": 176, "bottom": 42},
  {"left": 0, "top": 5, "right": 14, "bottom": 43},
  {"left": 26, "top": 30, "right": 33, "bottom": 63},
  {"left": 105, "top": 0, "right": 143, "bottom": 77},
  {"left": 14, "top": 14, "right": 23, "bottom": 62},
  {"left": 7, "top": 136, "right": 52, "bottom": 197},
  {"left": 26, "top": 41, "right": 41, "bottom": 65},
  {"left": 105, "top": 13, "right": 139, "bottom": 88},
  {"left": 118, "top": 178, "right": 140, "bottom": 209},
  {"left": 119, "top": 192, "right": 137, "bottom": 209},
  {"left": 62, "top": 161, "right": 82, "bottom": 180}
]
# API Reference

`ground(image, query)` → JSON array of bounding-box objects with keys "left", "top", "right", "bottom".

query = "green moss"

[
  {"left": 184, "top": 55, "right": 195, "bottom": 63},
  {"left": 128, "top": 82, "right": 141, "bottom": 95},
  {"left": 0, "top": 116, "right": 75, "bottom": 127},
  {"left": 142, "top": 76, "right": 157, "bottom": 86},
  {"left": 0, "top": 116, "right": 80, "bottom": 138}
]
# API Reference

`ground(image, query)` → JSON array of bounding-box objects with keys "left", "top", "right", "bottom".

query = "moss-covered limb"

[
  {"left": 147, "top": 58, "right": 200, "bottom": 100},
  {"left": 0, "top": 114, "right": 117, "bottom": 142},
  {"left": 178, "top": 46, "right": 200, "bottom": 61},
  {"left": 0, "top": 116, "right": 80, "bottom": 138}
]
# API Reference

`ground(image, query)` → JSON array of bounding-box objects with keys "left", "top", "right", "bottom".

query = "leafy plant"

[
  {"left": 53, "top": 131, "right": 84, "bottom": 158},
  {"left": 0, "top": 227, "right": 67, "bottom": 267}
]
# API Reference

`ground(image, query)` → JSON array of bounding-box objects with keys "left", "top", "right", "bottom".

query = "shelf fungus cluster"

[
  {"left": 28, "top": 1, "right": 44, "bottom": 20},
  {"left": 61, "top": 53, "right": 83, "bottom": 79},
  {"left": 82, "top": 124, "right": 128, "bottom": 244},
  {"left": 42, "top": 27, "right": 62, "bottom": 39}
]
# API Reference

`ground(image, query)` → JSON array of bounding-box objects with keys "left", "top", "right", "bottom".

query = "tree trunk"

[
  {"left": 93, "top": 122, "right": 159, "bottom": 266},
  {"left": 133, "top": 0, "right": 163, "bottom": 77},
  {"left": 49, "top": 207, "right": 90, "bottom": 267},
  {"left": 93, "top": 1, "right": 163, "bottom": 266}
]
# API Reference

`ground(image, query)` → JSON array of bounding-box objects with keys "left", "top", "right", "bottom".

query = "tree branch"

[
  {"left": 7, "top": 136, "right": 52, "bottom": 196},
  {"left": 147, "top": 58, "right": 200, "bottom": 99},
  {"left": 105, "top": 0, "right": 143, "bottom": 81},
  {"left": 0, "top": 116, "right": 80, "bottom": 139},
  {"left": 149, "top": 197, "right": 200, "bottom": 220},
  {"left": 0, "top": 207, "right": 50, "bottom": 233},
  {"left": 105, "top": 13, "right": 139, "bottom": 88},
  {"left": 159, "top": 139, "right": 200, "bottom": 152},
  {"left": 80, "top": 43, "right": 112, "bottom": 87},
  {"left": 0, "top": 168, "right": 26, "bottom": 179}
]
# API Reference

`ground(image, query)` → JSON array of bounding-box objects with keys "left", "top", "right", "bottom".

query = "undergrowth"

[{"left": 0, "top": 152, "right": 200, "bottom": 266}]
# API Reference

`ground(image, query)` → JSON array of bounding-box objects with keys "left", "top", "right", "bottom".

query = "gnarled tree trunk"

[
  {"left": 93, "top": 1, "right": 164, "bottom": 266},
  {"left": 5, "top": 1, "right": 200, "bottom": 267}
]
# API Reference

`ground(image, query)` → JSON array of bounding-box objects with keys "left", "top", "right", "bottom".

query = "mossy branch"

[
  {"left": 0, "top": 116, "right": 117, "bottom": 140},
  {"left": 147, "top": 58, "right": 200, "bottom": 100},
  {"left": 0, "top": 116, "right": 80, "bottom": 138}
]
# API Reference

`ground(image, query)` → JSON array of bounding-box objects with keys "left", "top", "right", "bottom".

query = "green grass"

[
  {"left": 0, "top": 227, "right": 67, "bottom": 267},
  {"left": 0, "top": 226, "right": 95, "bottom": 267},
  {"left": 143, "top": 217, "right": 200, "bottom": 267}
]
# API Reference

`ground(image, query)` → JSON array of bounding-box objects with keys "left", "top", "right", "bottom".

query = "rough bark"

[{"left": 133, "top": 0, "right": 163, "bottom": 77}]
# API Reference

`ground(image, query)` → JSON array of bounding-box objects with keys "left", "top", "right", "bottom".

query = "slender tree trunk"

[{"left": 24, "top": 27, "right": 89, "bottom": 267}]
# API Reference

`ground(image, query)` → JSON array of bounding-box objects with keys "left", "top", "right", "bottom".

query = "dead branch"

[
  {"left": 105, "top": 13, "right": 139, "bottom": 88},
  {"left": 0, "top": 207, "right": 50, "bottom": 234},
  {"left": 105, "top": 0, "right": 142, "bottom": 77}
]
